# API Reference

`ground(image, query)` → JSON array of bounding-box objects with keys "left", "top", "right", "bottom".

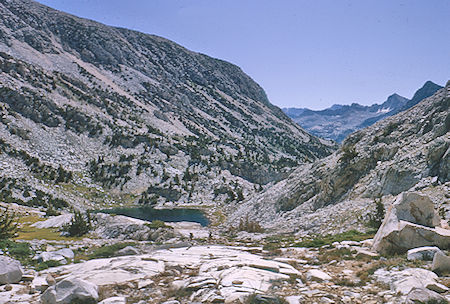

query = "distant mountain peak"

[
  {"left": 381, "top": 93, "right": 408, "bottom": 109},
  {"left": 283, "top": 81, "right": 442, "bottom": 142},
  {"left": 388, "top": 93, "right": 402, "bottom": 98},
  {"left": 424, "top": 80, "right": 438, "bottom": 86},
  {"left": 329, "top": 104, "right": 344, "bottom": 110},
  {"left": 405, "top": 81, "right": 443, "bottom": 109}
]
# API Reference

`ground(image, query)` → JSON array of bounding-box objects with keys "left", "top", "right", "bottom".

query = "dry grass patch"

[
  {"left": 294, "top": 230, "right": 374, "bottom": 248},
  {"left": 238, "top": 216, "right": 264, "bottom": 233},
  {"left": 317, "top": 248, "right": 353, "bottom": 264},
  {"left": 334, "top": 277, "right": 364, "bottom": 287},
  {"left": 15, "top": 215, "right": 82, "bottom": 241},
  {"left": 440, "top": 277, "right": 450, "bottom": 288},
  {"left": 209, "top": 209, "right": 226, "bottom": 227},
  {"left": 355, "top": 256, "right": 418, "bottom": 284}
]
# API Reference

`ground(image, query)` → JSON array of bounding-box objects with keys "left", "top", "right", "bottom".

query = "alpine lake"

[{"left": 95, "top": 206, "right": 209, "bottom": 226}]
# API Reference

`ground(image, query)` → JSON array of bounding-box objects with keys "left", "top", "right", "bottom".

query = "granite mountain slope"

[
  {"left": 284, "top": 81, "right": 442, "bottom": 142},
  {"left": 0, "top": 0, "right": 335, "bottom": 212},
  {"left": 230, "top": 82, "right": 450, "bottom": 234}
]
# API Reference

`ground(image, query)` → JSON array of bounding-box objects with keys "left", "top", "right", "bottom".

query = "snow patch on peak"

[{"left": 376, "top": 107, "right": 391, "bottom": 114}]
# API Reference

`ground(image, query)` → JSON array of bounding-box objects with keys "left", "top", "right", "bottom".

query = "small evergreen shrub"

[
  {"left": 35, "top": 260, "right": 62, "bottom": 271},
  {"left": 244, "top": 294, "right": 288, "bottom": 304},
  {"left": 145, "top": 220, "right": 170, "bottom": 229},
  {"left": 339, "top": 144, "right": 358, "bottom": 164},
  {"left": 238, "top": 216, "right": 264, "bottom": 233},
  {"left": 382, "top": 122, "right": 399, "bottom": 137},
  {"left": 367, "top": 197, "right": 385, "bottom": 229},
  {"left": 45, "top": 205, "right": 61, "bottom": 217},
  {"left": 62, "top": 210, "right": 92, "bottom": 237},
  {"left": 0, "top": 240, "right": 32, "bottom": 264},
  {"left": 88, "top": 242, "right": 135, "bottom": 259},
  {"left": 0, "top": 207, "right": 19, "bottom": 239}
]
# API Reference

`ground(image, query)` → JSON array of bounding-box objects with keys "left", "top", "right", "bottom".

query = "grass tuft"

[
  {"left": 294, "top": 230, "right": 374, "bottom": 248},
  {"left": 144, "top": 220, "right": 171, "bottom": 229},
  {"left": 88, "top": 242, "right": 136, "bottom": 259}
]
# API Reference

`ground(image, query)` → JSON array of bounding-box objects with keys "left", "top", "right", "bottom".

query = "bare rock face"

[
  {"left": 115, "top": 246, "right": 140, "bottom": 257},
  {"left": 0, "top": 256, "right": 23, "bottom": 285},
  {"left": 41, "top": 277, "right": 98, "bottom": 304},
  {"left": 372, "top": 192, "right": 450, "bottom": 255},
  {"left": 31, "top": 215, "right": 73, "bottom": 229},
  {"left": 36, "top": 248, "right": 75, "bottom": 265},
  {"left": 39, "top": 245, "right": 299, "bottom": 303}
]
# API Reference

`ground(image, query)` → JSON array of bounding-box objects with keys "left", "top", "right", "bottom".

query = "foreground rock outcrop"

[
  {"left": 32, "top": 213, "right": 206, "bottom": 241},
  {"left": 39, "top": 245, "right": 299, "bottom": 303},
  {"left": 1, "top": 231, "right": 450, "bottom": 304},
  {"left": 36, "top": 248, "right": 74, "bottom": 265}
]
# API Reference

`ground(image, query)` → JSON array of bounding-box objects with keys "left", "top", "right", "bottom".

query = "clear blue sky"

[{"left": 37, "top": 0, "right": 450, "bottom": 110}]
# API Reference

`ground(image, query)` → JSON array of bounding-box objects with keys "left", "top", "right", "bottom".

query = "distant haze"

[{"left": 37, "top": 0, "right": 450, "bottom": 110}]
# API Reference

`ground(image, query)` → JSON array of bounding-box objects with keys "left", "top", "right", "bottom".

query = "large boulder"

[
  {"left": 37, "top": 248, "right": 75, "bottom": 264},
  {"left": 406, "top": 287, "right": 447, "bottom": 304},
  {"left": 374, "top": 268, "right": 439, "bottom": 295},
  {"left": 0, "top": 256, "right": 23, "bottom": 284},
  {"left": 392, "top": 192, "right": 440, "bottom": 227},
  {"left": 432, "top": 251, "right": 450, "bottom": 276},
  {"left": 407, "top": 246, "right": 443, "bottom": 261},
  {"left": 94, "top": 213, "right": 151, "bottom": 240},
  {"left": 93, "top": 213, "right": 178, "bottom": 241},
  {"left": 372, "top": 192, "right": 450, "bottom": 254},
  {"left": 98, "top": 297, "right": 127, "bottom": 304},
  {"left": 306, "top": 269, "right": 332, "bottom": 282},
  {"left": 374, "top": 221, "right": 450, "bottom": 255},
  {"left": 41, "top": 277, "right": 98, "bottom": 304},
  {"left": 115, "top": 246, "right": 139, "bottom": 256}
]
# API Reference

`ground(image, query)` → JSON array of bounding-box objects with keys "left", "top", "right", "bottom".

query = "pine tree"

[
  {"left": 0, "top": 207, "right": 19, "bottom": 239},
  {"left": 62, "top": 210, "right": 92, "bottom": 237}
]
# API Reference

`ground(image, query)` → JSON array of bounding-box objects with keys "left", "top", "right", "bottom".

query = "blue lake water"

[{"left": 96, "top": 206, "right": 209, "bottom": 226}]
